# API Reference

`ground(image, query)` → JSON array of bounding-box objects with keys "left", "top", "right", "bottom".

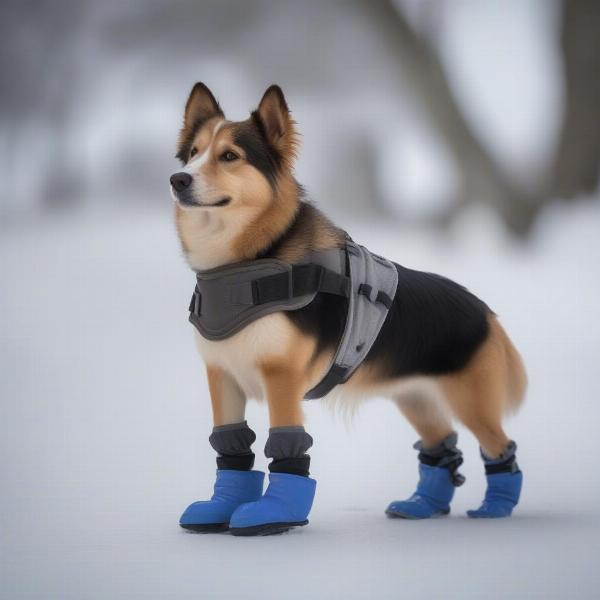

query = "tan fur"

[
  {"left": 231, "top": 175, "right": 299, "bottom": 261},
  {"left": 260, "top": 360, "right": 306, "bottom": 426},
  {"left": 439, "top": 317, "right": 525, "bottom": 457},
  {"left": 396, "top": 392, "right": 454, "bottom": 449},
  {"left": 206, "top": 365, "right": 247, "bottom": 426},
  {"left": 194, "top": 314, "right": 295, "bottom": 404},
  {"left": 499, "top": 321, "right": 528, "bottom": 413}
]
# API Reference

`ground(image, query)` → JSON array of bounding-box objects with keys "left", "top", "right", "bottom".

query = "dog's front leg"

[
  {"left": 228, "top": 360, "right": 316, "bottom": 536},
  {"left": 179, "top": 365, "right": 264, "bottom": 533}
]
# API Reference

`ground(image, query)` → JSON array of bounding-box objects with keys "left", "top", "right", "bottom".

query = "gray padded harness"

[{"left": 188, "top": 240, "right": 398, "bottom": 399}]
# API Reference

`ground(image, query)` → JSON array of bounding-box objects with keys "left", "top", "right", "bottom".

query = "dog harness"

[{"left": 188, "top": 240, "right": 398, "bottom": 399}]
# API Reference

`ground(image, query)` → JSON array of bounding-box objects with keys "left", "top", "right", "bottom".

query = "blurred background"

[
  {"left": 1, "top": 1, "right": 599, "bottom": 599},
  {"left": 1, "top": 0, "right": 599, "bottom": 230}
]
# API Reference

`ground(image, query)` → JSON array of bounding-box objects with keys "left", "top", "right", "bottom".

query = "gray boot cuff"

[
  {"left": 264, "top": 426, "right": 313, "bottom": 459},
  {"left": 481, "top": 440, "right": 517, "bottom": 464},
  {"left": 209, "top": 421, "right": 256, "bottom": 456},
  {"left": 414, "top": 432, "right": 460, "bottom": 458},
  {"left": 414, "top": 431, "right": 465, "bottom": 486}
]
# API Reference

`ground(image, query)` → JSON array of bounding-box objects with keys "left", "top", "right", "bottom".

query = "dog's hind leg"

[
  {"left": 386, "top": 383, "right": 465, "bottom": 520},
  {"left": 396, "top": 385, "right": 454, "bottom": 448},
  {"left": 441, "top": 317, "right": 524, "bottom": 518}
]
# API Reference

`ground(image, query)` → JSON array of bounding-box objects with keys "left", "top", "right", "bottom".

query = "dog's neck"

[{"left": 176, "top": 179, "right": 345, "bottom": 271}]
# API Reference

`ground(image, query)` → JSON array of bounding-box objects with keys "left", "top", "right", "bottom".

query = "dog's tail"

[{"left": 501, "top": 324, "right": 527, "bottom": 414}]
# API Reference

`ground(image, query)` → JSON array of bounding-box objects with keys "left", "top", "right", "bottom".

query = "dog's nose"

[{"left": 170, "top": 172, "right": 193, "bottom": 192}]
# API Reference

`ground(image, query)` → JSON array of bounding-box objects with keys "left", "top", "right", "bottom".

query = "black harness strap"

[{"left": 251, "top": 264, "right": 350, "bottom": 305}]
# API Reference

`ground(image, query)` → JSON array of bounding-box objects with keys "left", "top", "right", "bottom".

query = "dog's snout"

[{"left": 170, "top": 172, "right": 193, "bottom": 193}]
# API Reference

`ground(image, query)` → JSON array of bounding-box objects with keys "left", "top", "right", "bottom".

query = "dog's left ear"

[{"left": 252, "top": 85, "right": 299, "bottom": 168}]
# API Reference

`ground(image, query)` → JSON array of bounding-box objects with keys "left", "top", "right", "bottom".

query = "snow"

[{"left": 1, "top": 203, "right": 600, "bottom": 599}]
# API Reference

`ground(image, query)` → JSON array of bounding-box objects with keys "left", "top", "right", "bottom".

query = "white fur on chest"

[{"left": 194, "top": 312, "right": 294, "bottom": 400}]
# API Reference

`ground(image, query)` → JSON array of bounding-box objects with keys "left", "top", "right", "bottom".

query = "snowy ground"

[{"left": 1, "top": 203, "right": 600, "bottom": 599}]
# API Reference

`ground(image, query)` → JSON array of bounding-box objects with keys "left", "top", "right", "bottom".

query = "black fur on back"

[
  {"left": 287, "top": 263, "right": 491, "bottom": 380},
  {"left": 365, "top": 264, "right": 492, "bottom": 378}
]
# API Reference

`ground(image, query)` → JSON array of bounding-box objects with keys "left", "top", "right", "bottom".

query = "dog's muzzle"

[
  {"left": 170, "top": 172, "right": 231, "bottom": 207},
  {"left": 170, "top": 172, "right": 192, "bottom": 193}
]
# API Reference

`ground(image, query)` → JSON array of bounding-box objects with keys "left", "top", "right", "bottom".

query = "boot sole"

[
  {"left": 385, "top": 508, "right": 450, "bottom": 520},
  {"left": 229, "top": 520, "right": 308, "bottom": 536},
  {"left": 180, "top": 522, "right": 229, "bottom": 533}
]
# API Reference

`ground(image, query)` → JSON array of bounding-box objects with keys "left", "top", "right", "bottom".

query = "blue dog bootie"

[
  {"left": 467, "top": 441, "right": 522, "bottom": 518},
  {"left": 229, "top": 472, "right": 317, "bottom": 536},
  {"left": 386, "top": 432, "right": 465, "bottom": 520},
  {"left": 179, "top": 469, "right": 265, "bottom": 532}
]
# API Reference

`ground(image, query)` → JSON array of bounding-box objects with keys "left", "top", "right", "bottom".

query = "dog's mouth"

[{"left": 176, "top": 195, "right": 231, "bottom": 208}]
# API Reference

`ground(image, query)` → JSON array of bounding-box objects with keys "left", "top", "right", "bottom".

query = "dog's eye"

[
  {"left": 190, "top": 147, "right": 198, "bottom": 158},
  {"left": 220, "top": 150, "right": 239, "bottom": 162}
]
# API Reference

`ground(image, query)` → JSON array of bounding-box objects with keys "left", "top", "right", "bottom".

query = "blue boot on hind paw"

[
  {"left": 179, "top": 469, "right": 264, "bottom": 532},
  {"left": 467, "top": 471, "right": 523, "bottom": 518},
  {"left": 467, "top": 441, "right": 522, "bottom": 519},
  {"left": 386, "top": 463, "right": 456, "bottom": 519},
  {"left": 386, "top": 433, "right": 465, "bottom": 520},
  {"left": 229, "top": 472, "right": 316, "bottom": 536}
]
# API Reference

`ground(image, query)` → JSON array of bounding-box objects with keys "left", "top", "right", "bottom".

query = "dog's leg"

[
  {"left": 179, "top": 365, "right": 264, "bottom": 533},
  {"left": 386, "top": 388, "right": 465, "bottom": 520},
  {"left": 441, "top": 318, "right": 524, "bottom": 518},
  {"left": 396, "top": 389, "right": 454, "bottom": 447},
  {"left": 206, "top": 364, "right": 247, "bottom": 426},
  {"left": 229, "top": 360, "right": 316, "bottom": 536}
]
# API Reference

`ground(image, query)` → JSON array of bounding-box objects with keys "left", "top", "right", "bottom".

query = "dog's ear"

[
  {"left": 177, "top": 83, "right": 223, "bottom": 162},
  {"left": 252, "top": 85, "right": 299, "bottom": 168},
  {"left": 183, "top": 82, "right": 223, "bottom": 128}
]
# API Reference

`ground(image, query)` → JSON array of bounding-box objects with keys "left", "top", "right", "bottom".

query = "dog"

[{"left": 170, "top": 83, "right": 526, "bottom": 536}]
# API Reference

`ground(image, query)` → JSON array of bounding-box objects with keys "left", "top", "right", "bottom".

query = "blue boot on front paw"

[
  {"left": 467, "top": 441, "right": 522, "bottom": 518},
  {"left": 179, "top": 469, "right": 264, "bottom": 532},
  {"left": 229, "top": 472, "right": 317, "bottom": 536},
  {"left": 386, "top": 463, "right": 456, "bottom": 519}
]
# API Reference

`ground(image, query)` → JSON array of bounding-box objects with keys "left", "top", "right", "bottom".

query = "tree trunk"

[
  {"left": 548, "top": 0, "right": 600, "bottom": 200},
  {"left": 362, "top": 0, "right": 542, "bottom": 236}
]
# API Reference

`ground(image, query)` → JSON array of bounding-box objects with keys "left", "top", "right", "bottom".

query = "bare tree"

[
  {"left": 547, "top": 0, "right": 600, "bottom": 200},
  {"left": 364, "top": 0, "right": 599, "bottom": 237}
]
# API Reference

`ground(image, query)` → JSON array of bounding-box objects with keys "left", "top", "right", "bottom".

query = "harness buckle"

[{"left": 189, "top": 287, "right": 201, "bottom": 315}]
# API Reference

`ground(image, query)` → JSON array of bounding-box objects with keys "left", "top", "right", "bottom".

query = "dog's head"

[
  {"left": 171, "top": 83, "right": 300, "bottom": 269},
  {"left": 171, "top": 83, "right": 298, "bottom": 210}
]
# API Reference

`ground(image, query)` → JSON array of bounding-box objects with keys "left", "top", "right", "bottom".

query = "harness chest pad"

[
  {"left": 190, "top": 259, "right": 318, "bottom": 340},
  {"left": 189, "top": 249, "right": 347, "bottom": 341}
]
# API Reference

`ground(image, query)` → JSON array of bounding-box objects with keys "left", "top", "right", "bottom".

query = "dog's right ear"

[
  {"left": 177, "top": 83, "right": 224, "bottom": 162},
  {"left": 183, "top": 82, "right": 223, "bottom": 128},
  {"left": 183, "top": 81, "right": 224, "bottom": 127}
]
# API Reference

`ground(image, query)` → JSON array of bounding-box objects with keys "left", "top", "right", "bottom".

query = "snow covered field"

[{"left": 1, "top": 204, "right": 599, "bottom": 599}]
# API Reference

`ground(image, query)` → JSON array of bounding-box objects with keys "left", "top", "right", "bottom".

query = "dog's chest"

[{"left": 194, "top": 313, "right": 295, "bottom": 399}]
